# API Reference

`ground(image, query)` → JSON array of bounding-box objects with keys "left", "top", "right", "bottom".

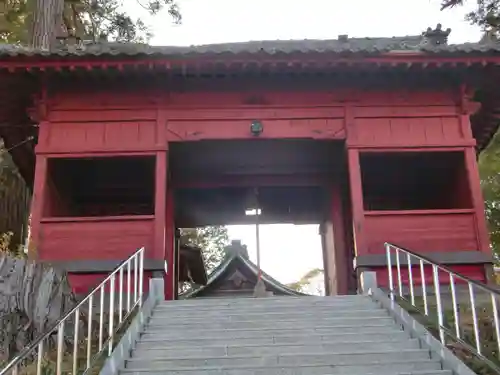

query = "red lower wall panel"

[
  {"left": 375, "top": 264, "right": 487, "bottom": 289},
  {"left": 364, "top": 210, "right": 479, "bottom": 255},
  {"left": 39, "top": 217, "right": 158, "bottom": 295},
  {"left": 38, "top": 217, "right": 155, "bottom": 261},
  {"left": 362, "top": 210, "right": 487, "bottom": 288}
]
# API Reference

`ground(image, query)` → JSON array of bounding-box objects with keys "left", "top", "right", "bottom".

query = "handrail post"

[
  {"left": 119, "top": 266, "right": 124, "bottom": 324},
  {"left": 469, "top": 282, "right": 481, "bottom": 355},
  {"left": 395, "top": 248, "right": 403, "bottom": 298},
  {"left": 407, "top": 253, "right": 415, "bottom": 306},
  {"left": 492, "top": 294, "right": 500, "bottom": 359},
  {"left": 127, "top": 260, "right": 131, "bottom": 313},
  {"left": 432, "top": 264, "right": 445, "bottom": 344},
  {"left": 449, "top": 274, "right": 460, "bottom": 339},
  {"left": 108, "top": 273, "right": 116, "bottom": 355},
  {"left": 36, "top": 341, "right": 43, "bottom": 375},
  {"left": 134, "top": 255, "right": 138, "bottom": 303},
  {"left": 72, "top": 308, "right": 80, "bottom": 375},
  {"left": 139, "top": 248, "right": 144, "bottom": 307},
  {"left": 86, "top": 294, "right": 93, "bottom": 370},
  {"left": 385, "top": 243, "right": 394, "bottom": 301},
  {"left": 99, "top": 285, "right": 104, "bottom": 351},
  {"left": 419, "top": 259, "right": 428, "bottom": 316},
  {"left": 56, "top": 321, "right": 65, "bottom": 375}
]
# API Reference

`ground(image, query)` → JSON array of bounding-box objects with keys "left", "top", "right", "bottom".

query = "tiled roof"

[
  {"left": 181, "top": 247, "right": 307, "bottom": 299},
  {"left": 1, "top": 35, "right": 499, "bottom": 58}
]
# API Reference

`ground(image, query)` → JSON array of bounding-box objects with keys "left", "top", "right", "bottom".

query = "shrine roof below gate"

[{"left": 182, "top": 240, "right": 307, "bottom": 299}]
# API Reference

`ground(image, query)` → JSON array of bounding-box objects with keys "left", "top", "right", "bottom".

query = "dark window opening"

[
  {"left": 360, "top": 151, "right": 472, "bottom": 211},
  {"left": 43, "top": 156, "right": 155, "bottom": 217}
]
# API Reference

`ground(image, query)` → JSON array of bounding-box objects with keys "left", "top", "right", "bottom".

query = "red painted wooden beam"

[
  {"left": 171, "top": 174, "right": 335, "bottom": 189},
  {"left": 0, "top": 55, "right": 498, "bottom": 72}
]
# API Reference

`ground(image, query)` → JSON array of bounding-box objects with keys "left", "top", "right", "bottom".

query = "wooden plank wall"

[{"left": 32, "top": 86, "right": 490, "bottom": 293}]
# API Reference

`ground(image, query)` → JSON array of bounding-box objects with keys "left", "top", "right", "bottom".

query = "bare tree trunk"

[
  {"left": 29, "top": 0, "right": 65, "bottom": 49},
  {"left": 0, "top": 254, "right": 76, "bottom": 360}
]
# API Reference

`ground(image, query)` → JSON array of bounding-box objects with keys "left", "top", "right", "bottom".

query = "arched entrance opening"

[{"left": 168, "top": 139, "right": 356, "bottom": 298}]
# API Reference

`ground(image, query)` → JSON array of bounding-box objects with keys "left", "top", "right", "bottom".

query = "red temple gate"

[{"left": 0, "top": 26, "right": 497, "bottom": 299}]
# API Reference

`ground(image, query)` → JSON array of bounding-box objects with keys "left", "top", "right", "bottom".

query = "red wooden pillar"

[
  {"left": 153, "top": 150, "right": 174, "bottom": 300},
  {"left": 347, "top": 148, "right": 368, "bottom": 291},
  {"left": 322, "top": 182, "right": 349, "bottom": 295},
  {"left": 154, "top": 151, "right": 167, "bottom": 260},
  {"left": 320, "top": 221, "right": 334, "bottom": 295},
  {"left": 346, "top": 148, "right": 366, "bottom": 258},
  {"left": 28, "top": 154, "right": 48, "bottom": 259},
  {"left": 464, "top": 147, "right": 491, "bottom": 254},
  {"left": 319, "top": 224, "right": 331, "bottom": 295},
  {"left": 331, "top": 182, "right": 349, "bottom": 294},
  {"left": 164, "top": 184, "right": 175, "bottom": 300}
]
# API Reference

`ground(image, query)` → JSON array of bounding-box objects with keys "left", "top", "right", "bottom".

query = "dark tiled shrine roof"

[
  {"left": 182, "top": 240, "right": 307, "bottom": 298},
  {"left": 0, "top": 25, "right": 498, "bottom": 58}
]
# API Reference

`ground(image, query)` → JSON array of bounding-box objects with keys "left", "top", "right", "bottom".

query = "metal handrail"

[
  {"left": 0, "top": 247, "right": 145, "bottom": 375},
  {"left": 385, "top": 242, "right": 500, "bottom": 372}
]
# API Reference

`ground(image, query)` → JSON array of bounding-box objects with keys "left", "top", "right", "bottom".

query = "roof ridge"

[{"left": 1, "top": 34, "right": 499, "bottom": 57}]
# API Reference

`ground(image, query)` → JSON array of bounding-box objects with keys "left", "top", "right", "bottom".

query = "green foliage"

[
  {"left": 0, "top": 0, "right": 30, "bottom": 43},
  {"left": 401, "top": 296, "right": 500, "bottom": 375},
  {"left": 178, "top": 226, "right": 229, "bottom": 295},
  {"left": 75, "top": 0, "right": 181, "bottom": 43},
  {"left": 441, "top": 0, "right": 500, "bottom": 35},
  {"left": 0, "top": 140, "right": 18, "bottom": 188},
  {"left": 180, "top": 226, "right": 230, "bottom": 273},
  {"left": 287, "top": 268, "right": 324, "bottom": 293},
  {"left": 0, "top": 140, "right": 31, "bottom": 254},
  {"left": 0, "top": 0, "right": 181, "bottom": 44},
  {"left": 0, "top": 231, "right": 13, "bottom": 253},
  {"left": 0, "top": 231, "right": 25, "bottom": 257},
  {"left": 479, "top": 129, "right": 500, "bottom": 261}
]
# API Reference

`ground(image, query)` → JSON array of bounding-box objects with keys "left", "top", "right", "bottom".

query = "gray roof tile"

[{"left": 1, "top": 35, "right": 499, "bottom": 59}]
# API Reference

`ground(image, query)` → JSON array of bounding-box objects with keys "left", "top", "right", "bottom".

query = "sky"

[{"left": 127, "top": 0, "right": 482, "bottom": 285}]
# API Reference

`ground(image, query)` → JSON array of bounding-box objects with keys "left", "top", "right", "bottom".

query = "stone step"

[
  {"left": 121, "top": 367, "right": 448, "bottom": 375},
  {"left": 150, "top": 308, "right": 387, "bottom": 322},
  {"left": 151, "top": 308, "right": 383, "bottom": 318},
  {"left": 145, "top": 317, "right": 393, "bottom": 331},
  {"left": 140, "top": 324, "right": 404, "bottom": 340},
  {"left": 145, "top": 316, "right": 395, "bottom": 331},
  {"left": 132, "top": 338, "right": 421, "bottom": 358},
  {"left": 119, "top": 295, "right": 458, "bottom": 375},
  {"left": 155, "top": 298, "right": 374, "bottom": 312},
  {"left": 135, "top": 329, "right": 411, "bottom": 348},
  {"left": 125, "top": 349, "right": 431, "bottom": 370},
  {"left": 157, "top": 297, "right": 370, "bottom": 307},
  {"left": 160, "top": 296, "right": 365, "bottom": 305},
  {"left": 120, "top": 368, "right": 453, "bottom": 375},
  {"left": 155, "top": 300, "right": 380, "bottom": 314},
  {"left": 157, "top": 297, "right": 372, "bottom": 307}
]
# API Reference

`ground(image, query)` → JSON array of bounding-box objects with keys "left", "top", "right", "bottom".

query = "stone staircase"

[{"left": 120, "top": 295, "right": 451, "bottom": 375}]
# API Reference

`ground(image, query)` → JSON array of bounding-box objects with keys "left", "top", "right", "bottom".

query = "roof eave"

[
  {"left": 181, "top": 253, "right": 309, "bottom": 299},
  {"left": 1, "top": 49, "right": 500, "bottom": 72}
]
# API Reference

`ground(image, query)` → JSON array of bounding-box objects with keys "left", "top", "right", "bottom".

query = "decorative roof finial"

[
  {"left": 225, "top": 240, "right": 249, "bottom": 259},
  {"left": 422, "top": 23, "right": 451, "bottom": 45},
  {"left": 338, "top": 34, "right": 348, "bottom": 43}
]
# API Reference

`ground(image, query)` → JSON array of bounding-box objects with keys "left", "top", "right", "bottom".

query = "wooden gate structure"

[{"left": 0, "top": 25, "right": 498, "bottom": 299}]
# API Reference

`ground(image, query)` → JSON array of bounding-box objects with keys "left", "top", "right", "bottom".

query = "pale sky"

[{"left": 127, "top": 0, "right": 482, "bottom": 285}]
